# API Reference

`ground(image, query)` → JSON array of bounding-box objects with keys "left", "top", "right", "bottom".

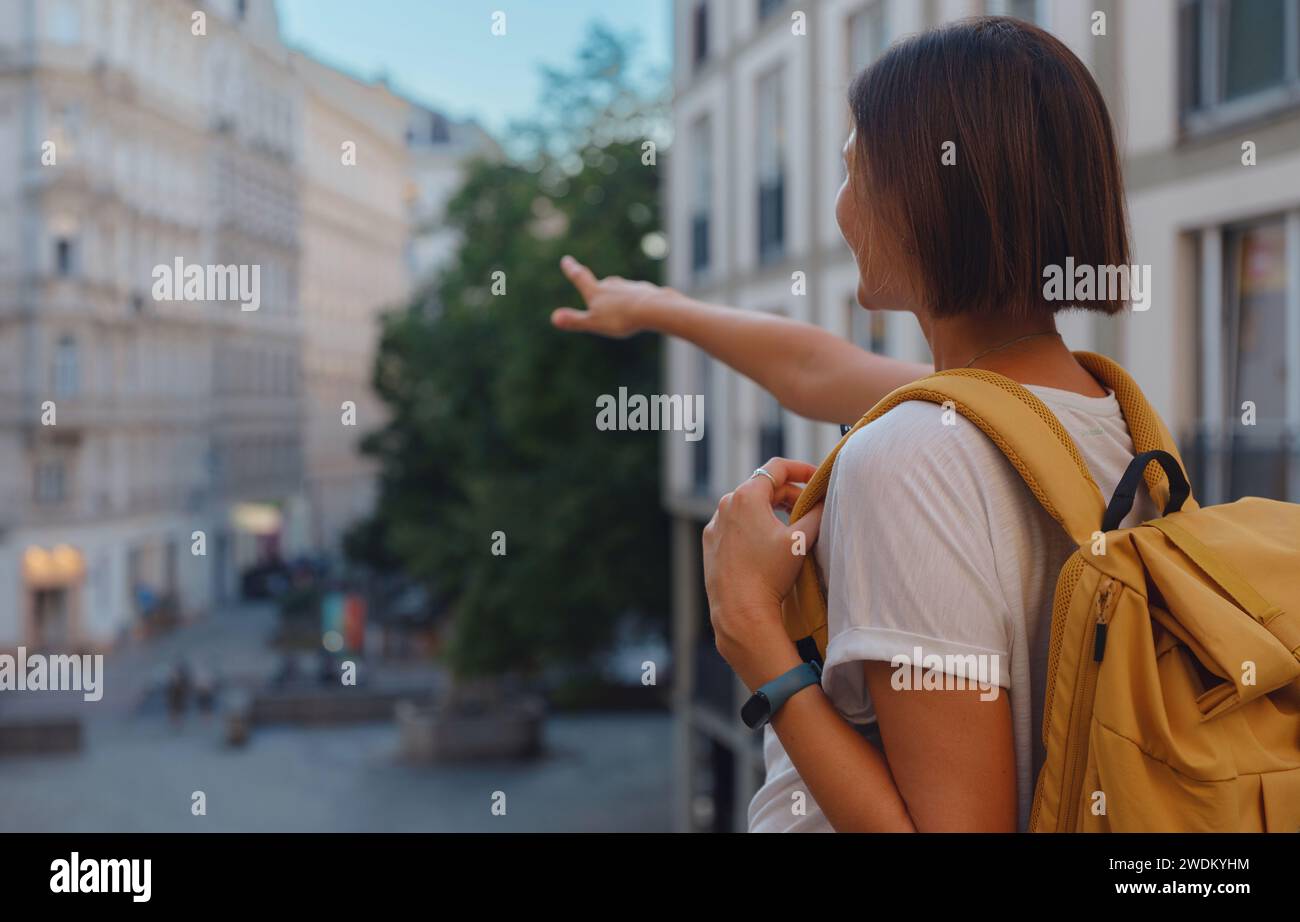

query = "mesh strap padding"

[{"left": 1075, "top": 352, "right": 1196, "bottom": 511}]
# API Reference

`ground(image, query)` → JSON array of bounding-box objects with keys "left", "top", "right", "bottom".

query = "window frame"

[
  {"left": 35, "top": 459, "right": 67, "bottom": 506},
  {"left": 52, "top": 334, "right": 79, "bottom": 398},
  {"left": 1180, "top": 0, "right": 1300, "bottom": 135},
  {"left": 691, "top": 351, "right": 713, "bottom": 496},
  {"left": 847, "top": 0, "right": 890, "bottom": 77},
  {"left": 755, "top": 65, "right": 787, "bottom": 266},
  {"left": 757, "top": 0, "right": 786, "bottom": 23},
  {"left": 692, "top": 1, "right": 710, "bottom": 70},
  {"left": 847, "top": 296, "right": 888, "bottom": 355},
  {"left": 54, "top": 236, "right": 75, "bottom": 278},
  {"left": 1196, "top": 209, "right": 1300, "bottom": 503},
  {"left": 756, "top": 380, "right": 786, "bottom": 464},
  {"left": 689, "top": 115, "right": 713, "bottom": 279}
]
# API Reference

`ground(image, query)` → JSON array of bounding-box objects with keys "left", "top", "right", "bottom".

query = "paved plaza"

[{"left": 0, "top": 605, "right": 672, "bottom": 833}]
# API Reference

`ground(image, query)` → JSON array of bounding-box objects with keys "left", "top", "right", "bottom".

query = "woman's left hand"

[{"left": 702, "top": 457, "right": 825, "bottom": 690}]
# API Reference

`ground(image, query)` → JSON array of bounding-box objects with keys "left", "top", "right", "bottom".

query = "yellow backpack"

[{"left": 783, "top": 352, "right": 1300, "bottom": 832}]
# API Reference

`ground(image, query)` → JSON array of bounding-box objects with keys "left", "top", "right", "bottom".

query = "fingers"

[
  {"left": 746, "top": 458, "right": 817, "bottom": 498},
  {"left": 788, "top": 502, "right": 824, "bottom": 547},
  {"left": 762, "top": 457, "right": 818, "bottom": 487},
  {"left": 560, "top": 255, "right": 600, "bottom": 303},
  {"left": 772, "top": 483, "right": 803, "bottom": 511},
  {"left": 733, "top": 478, "right": 807, "bottom": 532},
  {"left": 550, "top": 307, "right": 592, "bottom": 331}
]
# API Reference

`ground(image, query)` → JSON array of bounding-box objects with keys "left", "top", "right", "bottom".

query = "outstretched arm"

[{"left": 552, "top": 256, "right": 931, "bottom": 425}]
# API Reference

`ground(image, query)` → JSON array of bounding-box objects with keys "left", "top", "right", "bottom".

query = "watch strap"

[{"left": 742, "top": 661, "right": 822, "bottom": 729}]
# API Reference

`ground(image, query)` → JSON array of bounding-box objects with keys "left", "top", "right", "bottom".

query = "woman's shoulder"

[
  {"left": 840, "top": 399, "right": 1005, "bottom": 474},
  {"left": 830, "top": 399, "right": 1034, "bottom": 519},
  {"left": 827, "top": 400, "right": 1041, "bottom": 553}
]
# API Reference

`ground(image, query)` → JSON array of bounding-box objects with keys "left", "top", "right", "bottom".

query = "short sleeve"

[{"left": 818, "top": 402, "right": 1016, "bottom": 723}]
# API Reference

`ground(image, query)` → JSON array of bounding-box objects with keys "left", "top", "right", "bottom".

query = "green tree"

[{"left": 360, "top": 25, "right": 670, "bottom": 679}]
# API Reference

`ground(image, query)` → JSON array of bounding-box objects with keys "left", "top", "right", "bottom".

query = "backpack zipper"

[
  {"left": 1093, "top": 579, "right": 1116, "bottom": 662},
  {"left": 1060, "top": 577, "right": 1119, "bottom": 830},
  {"left": 1030, "top": 554, "right": 1086, "bottom": 830}
]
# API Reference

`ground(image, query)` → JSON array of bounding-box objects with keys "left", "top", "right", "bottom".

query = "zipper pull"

[
  {"left": 1093, "top": 622, "right": 1108, "bottom": 662},
  {"left": 1093, "top": 579, "right": 1115, "bottom": 662}
]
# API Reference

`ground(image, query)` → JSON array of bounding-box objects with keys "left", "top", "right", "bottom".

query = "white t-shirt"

[{"left": 748, "top": 385, "right": 1155, "bottom": 832}]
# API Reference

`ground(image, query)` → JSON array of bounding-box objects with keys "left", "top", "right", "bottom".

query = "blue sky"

[{"left": 277, "top": 0, "right": 672, "bottom": 139}]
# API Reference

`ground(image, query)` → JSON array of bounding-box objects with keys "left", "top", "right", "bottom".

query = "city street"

[{"left": 0, "top": 605, "right": 672, "bottom": 832}]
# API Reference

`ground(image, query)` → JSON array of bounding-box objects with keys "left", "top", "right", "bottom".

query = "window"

[
  {"left": 54, "top": 237, "right": 75, "bottom": 277},
  {"left": 690, "top": 117, "right": 712, "bottom": 277},
  {"left": 848, "top": 1, "right": 889, "bottom": 76},
  {"left": 35, "top": 461, "right": 66, "bottom": 505},
  {"left": 758, "top": 0, "right": 786, "bottom": 21},
  {"left": 1192, "top": 214, "right": 1300, "bottom": 504},
  {"left": 1223, "top": 0, "right": 1289, "bottom": 99},
  {"left": 428, "top": 112, "right": 451, "bottom": 144},
  {"left": 1180, "top": 0, "right": 1300, "bottom": 128},
  {"left": 849, "top": 299, "right": 888, "bottom": 354},
  {"left": 692, "top": 2, "right": 710, "bottom": 68},
  {"left": 757, "top": 388, "right": 786, "bottom": 462},
  {"left": 692, "top": 353, "right": 712, "bottom": 495},
  {"left": 410, "top": 110, "right": 450, "bottom": 145},
  {"left": 53, "top": 335, "right": 79, "bottom": 397},
  {"left": 756, "top": 68, "right": 786, "bottom": 265},
  {"left": 48, "top": 0, "right": 81, "bottom": 45},
  {"left": 1223, "top": 220, "right": 1290, "bottom": 499}
]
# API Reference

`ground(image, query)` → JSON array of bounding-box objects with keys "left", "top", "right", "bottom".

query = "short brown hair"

[{"left": 848, "top": 16, "right": 1130, "bottom": 320}]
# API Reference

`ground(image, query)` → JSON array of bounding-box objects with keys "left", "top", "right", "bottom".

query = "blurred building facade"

[
  {"left": 405, "top": 104, "right": 501, "bottom": 285},
  {"left": 665, "top": 0, "right": 1300, "bottom": 831},
  {"left": 293, "top": 53, "right": 411, "bottom": 558},
  {"left": 0, "top": 0, "right": 305, "bottom": 652},
  {"left": 294, "top": 82, "right": 499, "bottom": 557},
  {"left": 202, "top": 0, "right": 306, "bottom": 606},
  {"left": 0, "top": 0, "right": 496, "bottom": 654}
]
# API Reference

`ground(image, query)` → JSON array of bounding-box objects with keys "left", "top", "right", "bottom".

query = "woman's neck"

[{"left": 923, "top": 313, "right": 1107, "bottom": 398}]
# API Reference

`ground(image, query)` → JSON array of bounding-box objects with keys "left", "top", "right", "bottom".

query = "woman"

[{"left": 554, "top": 17, "right": 1151, "bottom": 831}]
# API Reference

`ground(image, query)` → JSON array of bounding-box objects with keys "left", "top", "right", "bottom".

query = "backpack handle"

[
  {"left": 1101, "top": 449, "right": 1191, "bottom": 532},
  {"left": 1075, "top": 352, "right": 1199, "bottom": 515}
]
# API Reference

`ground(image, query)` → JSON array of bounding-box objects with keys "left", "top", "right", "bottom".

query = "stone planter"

[{"left": 397, "top": 695, "right": 544, "bottom": 762}]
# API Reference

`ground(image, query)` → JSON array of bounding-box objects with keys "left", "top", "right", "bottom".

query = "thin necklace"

[{"left": 962, "top": 331, "right": 1062, "bottom": 369}]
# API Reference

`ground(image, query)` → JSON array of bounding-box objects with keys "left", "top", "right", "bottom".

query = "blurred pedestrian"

[{"left": 165, "top": 659, "right": 191, "bottom": 728}]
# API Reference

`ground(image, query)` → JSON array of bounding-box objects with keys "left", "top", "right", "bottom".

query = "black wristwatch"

[{"left": 740, "top": 661, "right": 823, "bottom": 730}]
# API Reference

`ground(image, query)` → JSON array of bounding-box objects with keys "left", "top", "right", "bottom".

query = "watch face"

[{"left": 741, "top": 691, "right": 771, "bottom": 730}]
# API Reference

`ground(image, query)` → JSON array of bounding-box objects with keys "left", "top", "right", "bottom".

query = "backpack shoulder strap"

[
  {"left": 1075, "top": 351, "right": 1199, "bottom": 514},
  {"left": 784, "top": 364, "right": 1109, "bottom": 660},
  {"left": 790, "top": 366, "right": 1108, "bottom": 543}
]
